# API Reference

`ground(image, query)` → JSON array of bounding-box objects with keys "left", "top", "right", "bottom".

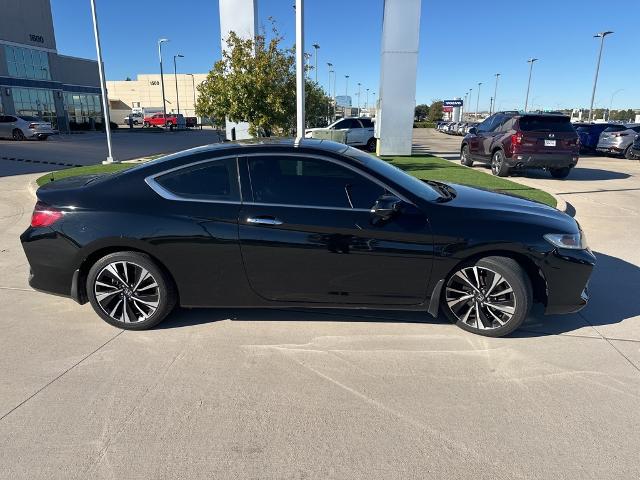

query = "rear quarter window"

[
  {"left": 603, "top": 125, "right": 627, "bottom": 133},
  {"left": 518, "top": 117, "right": 575, "bottom": 133}
]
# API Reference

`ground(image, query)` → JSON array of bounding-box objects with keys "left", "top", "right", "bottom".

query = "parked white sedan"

[
  {"left": 305, "top": 117, "right": 376, "bottom": 152},
  {"left": 0, "top": 115, "right": 56, "bottom": 141}
]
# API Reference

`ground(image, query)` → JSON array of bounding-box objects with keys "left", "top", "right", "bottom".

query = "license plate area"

[{"left": 544, "top": 139, "right": 556, "bottom": 147}]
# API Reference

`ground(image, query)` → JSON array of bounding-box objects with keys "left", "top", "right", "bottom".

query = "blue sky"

[{"left": 50, "top": 0, "right": 639, "bottom": 111}]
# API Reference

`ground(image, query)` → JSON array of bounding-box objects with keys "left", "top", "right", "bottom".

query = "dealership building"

[{"left": 0, "top": 0, "right": 102, "bottom": 132}]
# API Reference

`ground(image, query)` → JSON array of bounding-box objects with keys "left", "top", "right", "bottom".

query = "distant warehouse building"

[
  {"left": 107, "top": 73, "right": 208, "bottom": 123},
  {"left": 0, "top": 0, "right": 102, "bottom": 132}
]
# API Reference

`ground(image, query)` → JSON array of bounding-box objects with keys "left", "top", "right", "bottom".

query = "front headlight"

[{"left": 544, "top": 232, "right": 588, "bottom": 250}]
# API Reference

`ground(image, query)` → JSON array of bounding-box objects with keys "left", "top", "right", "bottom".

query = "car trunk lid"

[{"left": 515, "top": 116, "right": 578, "bottom": 154}]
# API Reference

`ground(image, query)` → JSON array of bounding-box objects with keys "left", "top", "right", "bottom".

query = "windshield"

[
  {"left": 603, "top": 125, "right": 627, "bottom": 133},
  {"left": 343, "top": 147, "right": 442, "bottom": 202},
  {"left": 19, "top": 116, "right": 42, "bottom": 121}
]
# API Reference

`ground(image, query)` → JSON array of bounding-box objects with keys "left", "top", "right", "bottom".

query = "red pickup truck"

[{"left": 143, "top": 113, "right": 197, "bottom": 128}]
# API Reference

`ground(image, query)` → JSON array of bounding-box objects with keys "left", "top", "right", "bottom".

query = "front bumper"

[
  {"left": 508, "top": 153, "right": 579, "bottom": 169},
  {"left": 541, "top": 248, "right": 596, "bottom": 315}
]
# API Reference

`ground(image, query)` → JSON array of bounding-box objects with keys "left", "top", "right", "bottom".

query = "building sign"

[
  {"left": 150, "top": 80, "right": 160, "bottom": 86},
  {"left": 443, "top": 106, "right": 453, "bottom": 113},
  {"left": 29, "top": 34, "right": 44, "bottom": 43},
  {"left": 443, "top": 99, "right": 463, "bottom": 107}
]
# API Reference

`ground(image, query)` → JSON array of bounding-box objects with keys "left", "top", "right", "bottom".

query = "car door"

[
  {"left": 481, "top": 114, "right": 509, "bottom": 157},
  {"left": 468, "top": 117, "right": 494, "bottom": 160},
  {"left": 237, "top": 153, "right": 433, "bottom": 305},
  {"left": 341, "top": 119, "right": 362, "bottom": 145}
]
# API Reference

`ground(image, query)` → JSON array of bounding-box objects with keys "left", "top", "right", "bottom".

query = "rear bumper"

[{"left": 508, "top": 153, "right": 579, "bottom": 169}]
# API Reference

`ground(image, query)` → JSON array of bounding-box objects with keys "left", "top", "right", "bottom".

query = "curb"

[
  {"left": 553, "top": 195, "right": 568, "bottom": 214},
  {"left": 28, "top": 179, "right": 38, "bottom": 200}
]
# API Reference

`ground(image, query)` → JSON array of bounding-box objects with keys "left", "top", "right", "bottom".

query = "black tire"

[
  {"left": 624, "top": 145, "right": 634, "bottom": 160},
  {"left": 143, "top": 122, "right": 150, "bottom": 128},
  {"left": 12, "top": 129, "right": 25, "bottom": 141},
  {"left": 460, "top": 145, "right": 474, "bottom": 166},
  {"left": 366, "top": 137, "right": 376, "bottom": 153},
  {"left": 86, "top": 251, "right": 177, "bottom": 330},
  {"left": 37, "top": 135, "right": 48, "bottom": 141},
  {"left": 490, "top": 150, "right": 510, "bottom": 177},
  {"left": 549, "top": 167, "right": 570, "bottom": 179},
  {"left": 441, "top": 256, "right": 532, "bottom": 337}
]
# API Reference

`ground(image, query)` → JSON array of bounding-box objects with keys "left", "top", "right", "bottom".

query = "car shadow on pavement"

[
  {"left": 158, "top": 251, "right": 639, "bottom": 338},
  {"left": 518, "top": 167, "right": 630, "bottom": 182},
  {"left": 516, "top": 251, "right": 640, "bottom": 337}
]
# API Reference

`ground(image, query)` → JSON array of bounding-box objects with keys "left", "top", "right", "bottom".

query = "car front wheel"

[
  {"left": 442, "top": 256, "right": 532, "bottom": 337},
  {"left": 366, "top": 137, "right": 376, "bottom": 153},
  {"left": 624, "top": 146, "right": 634, "bottom": 160},
  {"left": 87, "top": 251, "right": 177, "bottom": 330},
  {"left": 12, "top": 129, "right": 26, "bottom": 141}
]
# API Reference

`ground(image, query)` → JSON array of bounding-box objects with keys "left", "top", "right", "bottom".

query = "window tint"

[
  {"left": 518, "top": 116, "right": 575, "bottom": 132},
  {"left": 631, "top": 126, "right": 640, "bottom": 133},
  {"left": 500, "top": 117, "right": 517, "bottom": 132},
  {"left": 332, "top": 120, "right": 350, "bottom": 129},
  {"left": 603, "top": 125, "right": 626, "bottom": 132},
  {"left": 360, "top": 118, "right": 373, "bottom": 128},
  {"left": 248, "top": 156, "right": 385, "bottom": 209},
  {"left": 155, "top": 159, "right": 239, "bottom": 201},
  {"left": 487, "top": 114, "right": 508, "bottom": 132},
  {"left": 476, "top": 116, "right": 497, "bottom": 133}
]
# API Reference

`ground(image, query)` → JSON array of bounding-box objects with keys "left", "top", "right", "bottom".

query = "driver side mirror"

[
  {"left": 370, "top": 194, "right": 403, "bottom": 225},
  {"left": 468, "top": 127, "right": 477, "bottom": 135}
]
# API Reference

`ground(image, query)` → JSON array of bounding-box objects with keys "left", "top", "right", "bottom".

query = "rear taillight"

[
  {"left": 28, "top": 123, "right": 38, "bottom": 129},
  {"left": 510, "top": 132, "right": 523, "bottom": 153},
  {"left": 30, "top": 201, "right": 63, "bottom": 227}
]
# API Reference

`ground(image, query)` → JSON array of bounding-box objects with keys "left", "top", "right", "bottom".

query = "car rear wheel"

[
  {"left": 366, "top": 137, "right": 376, "bottom": 153},
  {"left": 491, "top": 150, "right": 510, "bottom": 177},
  {"left": 460, "top": 145, "right": 473, "bottom": 166},
  {"left": 12, "top": 129, "right": 25, "bottom": 141},
  {"left": 442, "top": 256, "right": 532, "bottom": 337},
  {"left": 37, "top": 135, "right": 48, "bottom": 141},
  {"left": 143, "top": 121, "right": 150, "bottom": 128},
  {"left": 87, "top": 251, "right": 177, "bottom": 330},
  {"left": 549, "top": 167, "right": 570, "bottom": 179},
  {"left": 624, "top": 145, "right": 634, "bottom": 160}
]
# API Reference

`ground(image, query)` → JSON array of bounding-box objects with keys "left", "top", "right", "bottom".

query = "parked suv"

[
  {"left": 630, "top": 134, "right": 640, "bottom": 159},
  {"left": 596, "top": 124, "right": 640, "bottom": 159},
  {"left": 461, "top": 112, "right": 579, "bottom": 178},
  {"left": 305, "top": 117, "right": 376, "bottom": 152},
  {"left": 574, "top": 123, "right": 617, "bottom": 153}
]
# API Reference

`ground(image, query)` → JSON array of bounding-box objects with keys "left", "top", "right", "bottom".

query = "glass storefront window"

[
  {"left": 12, "top": 87, "right": 57, "bottom": 127},
  {"left": 64, "top": 92, "right": 103, "bottom": 130},
  {"left": 4, "top": 45, "right": 51, "bottom": 80}
]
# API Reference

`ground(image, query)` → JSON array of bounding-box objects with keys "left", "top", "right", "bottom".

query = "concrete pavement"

[{"left": 0, "top": 143, "right": 639, "bottom": 478}]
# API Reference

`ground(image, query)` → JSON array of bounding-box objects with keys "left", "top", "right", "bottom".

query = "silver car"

[
  {"left": 596, "top": 124, "right": 640, "bottom": 158},
  {"left": 0, "top": 114, "right": 55, "bottom": 141}
]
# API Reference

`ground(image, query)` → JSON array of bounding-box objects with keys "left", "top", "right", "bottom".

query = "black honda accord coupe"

[{"left": 21, "top": 139, "right": 595, "bottom": 337}]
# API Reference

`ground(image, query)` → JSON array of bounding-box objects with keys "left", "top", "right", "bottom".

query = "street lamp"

[
  {"left": 158, "top": 38, "right": 169, "bottom": 120},
  {"left": 366, "top": 88, "right": 370, "bottom": 109},
  {"left": 295, "top": 0, "right": 305, "bottom": 137},
  {"left": 589, "top": 31, "right": 614, "bottom": 122},
  {"left": 173, "top": 54, "right": 184, "bottom": 115},
  {"left": 345, "top": 75, "right": 349, "bottom": 97},
  {"left": 187, "top": 73, "right": 197, "bottom": 121},
  {"left": 312, "top": 43, "right": 320, "bottom": 83},
  {"left": 476, "top": 82, "right": 482, "bottom": 119},
  {"left": 524, "top": 58, "right": 538, "bottom": 112},
  {"left": 326, "top": 62, "right": 333, "bottom": 95},
  {"left": 357, "top": 82, "right": 362, "bottom": 115},
  {"left": 462, "top": 92, "right": 468, "bottom": 120},
  {"left": 89, "top": 0, "right": 115, "bottom": 163},
  {"left": 492, "top": 73, "right": 500, "bottom": 115}
]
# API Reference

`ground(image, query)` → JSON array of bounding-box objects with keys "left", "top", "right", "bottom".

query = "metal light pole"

[
  {"left": 89, "top": 0, "right": 115, "bottom": 163},
  {"left": 492, "top": 73, "right": 500, "bottom": 115},
  {"left": 295, "top": 0, "right": 305, "bottom": 137},
  {"left": 524, "top": 58, "right": 538, "bottom": 112},
  {"left": 589, "top": 31, "right": 614, "bottom": 122},
  {"left": 345, "top": 75, "right": 349, "bottom": 97},
  {"left": 187, "top": 73, "right": 197, "bottom": 120},
  {"left": 607, "top": 88, "right": 624, "bottom": 121},
  {"left": 326, "top": 62, "right": 333, "bottom": 94},
  {"left": 366, "top": 88, "right": 370, "bottom": 109},
  {"left": 158, "top": 38, "right": 169, "bottom": 120},
  {"left": 462, "top": 93, "right": 468, "bottom": 120},
  {"left": 357, "top": 82, "right": 361, "bottom": 116},
  {"left": 173, "top": 54, "right": 184, "bottom": 115},
  {"left": 312, "top": 43, "right": 320, "bottom": 83},
  {"left": 475, "top": 82, "right": 482, "bottom": 119}
]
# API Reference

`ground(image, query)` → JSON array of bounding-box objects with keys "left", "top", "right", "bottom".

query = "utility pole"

[
  {"left": 89, "top": 0, "right": 115, "bottom": 163},
  {"left": 366, "top": 88, "right": 370, "bottom": 110},
  {"left": 589, "top": 31, "right": 614, "bottom": 122},
  {"left": 357, "top": 82, "right": 362, "bottom": 116},
  {"left": 312, "top": 43, "right": 320, "bottom": 83},
  {"left": 187, "top": 73, "right": 196, "bottom": 120},
  {"left": 158, "top": 39, "right": 169, "bottom": 120},
  {"left": 524, "top": 58, "right": 538, "bottom": 112},
  {"left": 295, "top": 0, "right": 305, "bottom": 137},
  {"left": 476, "top": 82, "right": 482, "bottom": 119},
  {"left": 492, "top": 73, "right": 500, "bottom": 115},
  {"left": 345, "top": 75, "right": 349, "bottom": 97},
  {"left": 173, "top": 54, "right": 184, "bottom": 115}
]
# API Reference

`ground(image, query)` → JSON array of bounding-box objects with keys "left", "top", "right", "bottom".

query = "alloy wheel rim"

[
  {"left": 94, "top": 261, "right": 160, "bottom": 324},
  {"left": 461, "top": 147, "right": 468, "bottom": 163},
  {"left": 445, "top": 266, "right": 516, "bottom": 330},
  {"left": 492, "top": 153, "right": 501, "bottom": 174}
]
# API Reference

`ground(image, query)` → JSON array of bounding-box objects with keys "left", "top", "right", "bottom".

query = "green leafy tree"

[
  {"left": 415, "top": 104, "right": 429, "bottom": 121},
  {"left": 196, "top": 21, "right": 331, "bottom": 136},
  {"left": 428, "top": 100, "right": 444, "bottom": 122}
]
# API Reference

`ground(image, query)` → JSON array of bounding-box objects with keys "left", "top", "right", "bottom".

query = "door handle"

[{"left": 246, "top": 216, "right": 283, "bottom": 226}]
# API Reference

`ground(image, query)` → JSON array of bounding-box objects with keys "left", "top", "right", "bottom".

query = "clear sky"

[{"left": 50, "top": 0, "right": 639, "bottom": 111}]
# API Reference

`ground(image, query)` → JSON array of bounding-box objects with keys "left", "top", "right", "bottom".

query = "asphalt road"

[{"left": 0, "top": 131, "right": 639, "bottom": 479}]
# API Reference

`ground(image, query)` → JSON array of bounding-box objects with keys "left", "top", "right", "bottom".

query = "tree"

[
  {"left": 125, "top": 76, "right": 132, "bottom": 81},
  {"left": 196, "top": 21, "right": 331, "bottom": 136},
  {"left": 415, "top": 104, "right": 429, "bottom": 121},
  {"left": 428, "top": 101, "right": 443, "bottom": 122}
]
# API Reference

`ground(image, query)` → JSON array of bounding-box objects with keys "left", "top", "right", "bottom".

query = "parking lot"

[{"left": 0, "top": 130, "right": 639, "bottom": 478}]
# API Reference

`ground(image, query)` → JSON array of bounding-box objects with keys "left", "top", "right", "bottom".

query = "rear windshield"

[
  {"left": 518, "top": 116, "right": 575, "bottom": 132},
  {"left": 18, "top": 116, "right": 41, "bottom": 121},
  {"left": 603, "top": 125, "right": 627, "bottom": 133}
]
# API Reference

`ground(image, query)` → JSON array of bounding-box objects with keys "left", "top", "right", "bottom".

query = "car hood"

[{"left": 435, "top": 183, "right": 577, "bottom": 233}]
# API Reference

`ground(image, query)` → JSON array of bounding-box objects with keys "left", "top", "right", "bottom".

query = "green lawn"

[
  {"left": 385, "top": 155, "right": 556, "bottom": 207},
  {"left": 35, "top": 153, "right": 556, "bottom": 208}
]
